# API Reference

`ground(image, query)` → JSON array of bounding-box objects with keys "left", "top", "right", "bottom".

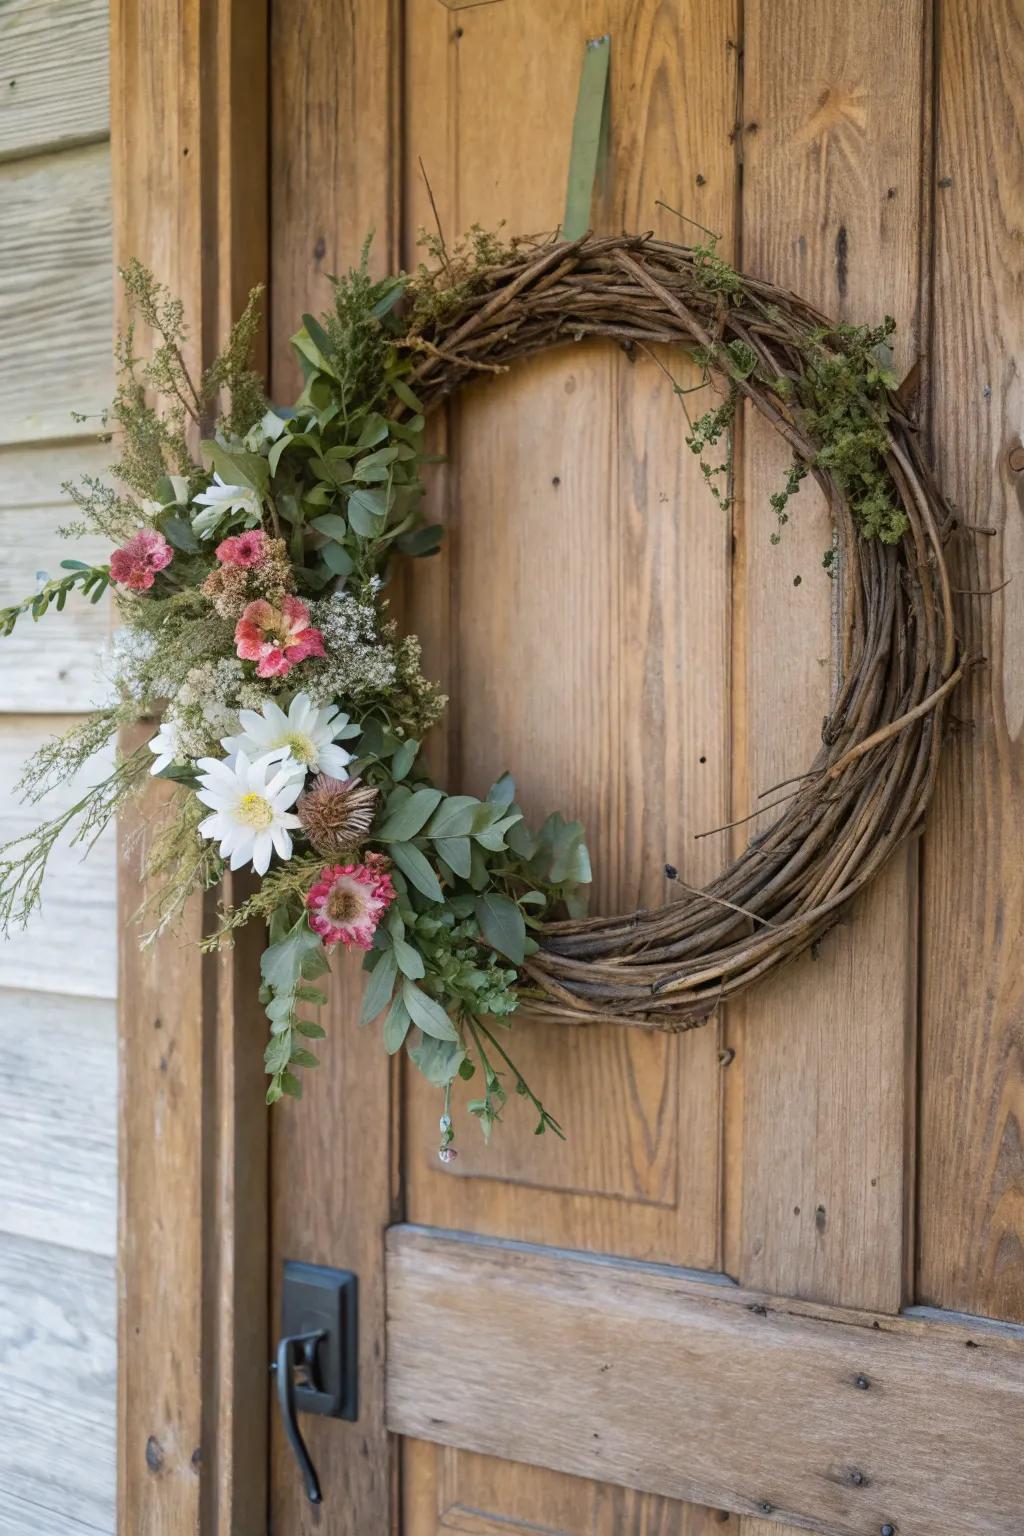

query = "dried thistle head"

[{"left": 298, "top": 774, "right": 379, "bottom": 858}]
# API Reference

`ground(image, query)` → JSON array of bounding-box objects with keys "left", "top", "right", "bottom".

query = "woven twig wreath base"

[{"left": 398, "top": 233, "right": 962, "bottom": 1033}]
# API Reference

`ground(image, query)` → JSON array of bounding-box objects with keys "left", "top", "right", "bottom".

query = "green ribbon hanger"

[{"left": 561, "top": 34, "right": 611, "bottom": 240}]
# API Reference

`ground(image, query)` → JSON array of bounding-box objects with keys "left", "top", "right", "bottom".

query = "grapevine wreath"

[{"left": 0, "top": 230, "right": 962, "bottom": 1152}]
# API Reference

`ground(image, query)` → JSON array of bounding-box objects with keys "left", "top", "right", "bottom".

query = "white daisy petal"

[{"left": 220, "top": 693, "right": 360, "bottom": 784}]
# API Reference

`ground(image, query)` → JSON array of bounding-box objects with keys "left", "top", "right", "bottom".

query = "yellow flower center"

[
  {"left": 237, "top": 791, "right": 274, "bottom": 830},
  {"left": 280, "top": 731, "right": 316, "bottom": 765}
]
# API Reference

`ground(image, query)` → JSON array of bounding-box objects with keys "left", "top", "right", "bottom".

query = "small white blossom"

[
  {"left": 148, "top": 719, "right": 184, "bottom": 776},
  {"left": 191, "top": 473, "right": 262, "bottom": 539},
  {"left": 221, "top": 693, "right": 357, "bottom": 779},
  {"left": 195, "top": 751, "right": 304, "bottom": 875}
]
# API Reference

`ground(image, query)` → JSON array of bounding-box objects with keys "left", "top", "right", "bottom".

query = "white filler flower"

[
  {"left": 148, "top": 719, "right": 184, "bottom": 776},
  {"left": 195, "top": 750, "right": 304, "bottom": 874},
  {"left": 221, "top": 693, "right": 357, "bottom": 779},
  {"left": 191, "top": 473, "right": 262, "bottom": 539}
]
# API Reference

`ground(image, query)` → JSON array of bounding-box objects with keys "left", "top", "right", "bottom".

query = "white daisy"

[
  {"left": 191, "top": 473, "right": 262, "bottom": 539},
  {"left": 195, "top": 750, "right": 304, "bottom": 875},
  {"left": 148, "top": 719, "right": 184, "bottom": 776},
  {"left": 220, "top": 693, "right": 357, "bottom": 780}
]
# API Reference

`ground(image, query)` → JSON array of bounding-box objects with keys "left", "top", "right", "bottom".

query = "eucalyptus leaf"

[
  {"left": 408, "top": 1033, "right": 465, "bottom": 1086},
  {"left": 474, "top": 893, "right": 526, "bottom": 965},
  {"left": 403, "top": 980, "right": 459, "bottom": 1041},
  {"left": 383, "top": 994, "right": 412, "bottom": 1054},
  {"left": 390, "top": 738, "right": 419, "bottom": 781},
  {"left": 393, "top": 936, "right": 425, "bottom": 980},
  {"left": 425, "top": 795, "right": 481, "bottom": 839},
  {"left": 434, "top": 835, "right": 471, "bottom": 878},
  {"left": 388, "top": 842, "right": 444, "bottom": 902},
  {"left": 310, "top": 512, "right": 349, "bottom": 541},
  {"left": 375, "top": 786, "right": 444, "bottom": 842},
  {"left": 359, "top": 949, "right": 397, "bottom": 1025}
]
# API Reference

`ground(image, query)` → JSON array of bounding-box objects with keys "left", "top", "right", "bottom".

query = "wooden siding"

[{"left": 0, "top": 1, "right": 115, "bottom": 1532}]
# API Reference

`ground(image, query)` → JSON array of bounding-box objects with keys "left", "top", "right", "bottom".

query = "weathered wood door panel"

[{"left": 262, "top": 1, "right": 1024, "bottom": 1533}]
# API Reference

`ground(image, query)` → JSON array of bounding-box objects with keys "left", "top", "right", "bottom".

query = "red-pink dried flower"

[
  {"left": 109, "top": 528, "right": 173, "bottom": 591},
  {"left": 216, "top": 529, "right": 269, "bottom": 568},
  {"left": 234, "top": 594, "right": 325, "bottom": 679},
  {"left": 306, "top": 861, "right": 396, "bottom": 950}
]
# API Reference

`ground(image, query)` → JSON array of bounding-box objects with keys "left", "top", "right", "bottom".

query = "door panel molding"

[{"left": 387, "top": 1225, "right": 1024, "bottom": 1536}]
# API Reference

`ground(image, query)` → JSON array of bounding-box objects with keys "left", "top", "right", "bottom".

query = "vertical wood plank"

[
  {"left": 401, "top": 0, "right": 740, "bottom": 1530},
  {"left": 112, "top": 3, "right": 269, "bottom": 1531},
  {"left": 267, "top": 2, "right": 400, "bottom": 1530},
  {"left": 403, "top": 0, "right": 738, "bottom": 1266},
  {"left": 725, "top": 0, "right": 929, "bottom": 1321},
  {"left": 917, "top": 1, "right": 1024, "bottom": 1323}
]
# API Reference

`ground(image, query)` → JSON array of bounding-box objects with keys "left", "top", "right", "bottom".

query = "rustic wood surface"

[
  {"left": 0, "top": 0, "right": 109, "bottom": 162},
  {"left": 399, "top": 2, "right": 737, "bottom": 1527},
  {"left": 917, "top": 0, "right": 1024, "bottom": 1325},
  {"left": 0, "top": 5, "right": 116, "bottom": 1530},
  {"left": 112, "top": 2, "right": 269, "bottom": 1532},
  {"left": 0, "top": 443, "right": 111, "bottom": 712},
  {"left": 0, "top": 990, "right": 116, "bottom": 1255},
  {"left": 267, "top": 1, "right": 400, "bottom": 1532},
  {"left": 388, "top": 1225, "right": 1024, "bottom": 1536},
  {"left": 724, "top": 0, "right": 929, "bottom": 1324},
  {"left": 0, "top": 143, "right": 111, "bottom": 446},
  {"left": 0, "top": 1233, "right": 115, "bottom": 1531}
]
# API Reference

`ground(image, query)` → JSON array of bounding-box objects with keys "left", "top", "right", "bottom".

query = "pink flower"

[
  {"left": 216, "top": 529, "right": 268, "bottom": 567},
  {"left": 109, "top": 529, "right": 173, "bottom": 591},
  {"left": 234, "top": 595, "right": 325, "bottom": 679},
  {"left": 307, "top": 860, "right": 397, "bottom": 950}
]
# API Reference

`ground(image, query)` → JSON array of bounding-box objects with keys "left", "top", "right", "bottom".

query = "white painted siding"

[{"left": 0, "top": 2, "right": 115, "bottom": 1530}]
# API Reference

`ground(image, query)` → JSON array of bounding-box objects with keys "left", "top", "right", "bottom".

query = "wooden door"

[{"left": 114, "top": 2, "right": 1024, "bottom": 1533}]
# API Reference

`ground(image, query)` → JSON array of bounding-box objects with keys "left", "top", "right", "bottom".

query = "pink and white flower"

[
  {"left": 234, "top": 595, "right": 325, "bottom": 679},
  {"left": 109, "top": 529, "right": 173, "bottom": 591},
  {"left": 307, "top": 858, "right": 396, "bottom": 950},
  {"left": 216, "top": 529, "right": 268, "bottom": 568}
]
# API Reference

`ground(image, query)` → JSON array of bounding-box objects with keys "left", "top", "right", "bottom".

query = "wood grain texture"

[
  {"left": 388, "top": 1225, "right": 1024, "bottom": 1536},
  {"left": 0, "top": 0, "right": 109, "bottom": 162},
  {"left": 112, "top": 3, "right": 269, "bottom": 1531},
  {"left": 398, "top": 2, "right": 739, "bottom": 1527},
  {"left": 267, "top": 2, "right": 399, "bottom": 1531},
  {"left": 0, "top": 1232, "right": 115, "bottom": 1532},
  {"left": 0, "top": 442, "right": 112, "bottom": 712},
  {"left": 724, "top": 0, "right": 929, "bottom": 1316},
  {"left": 0, "top": 989, "right": 116, "bottom": 1256},
  {"left": 0, "top": 143, "right": 112, "bottom": 446},
  {"left": 0, "top": 716, "right": 115, "bottom": 998},
  {"left": 403, "top": 0, "right": 737, "bottom": 1264},
  {"left": 403, "top": 1440, "right": 737, "bottom": 1536},
  {"left": 916, "top": 0, "right": 1024, "bottom": 1324},
  {"left": 269, "top": 0, "right": 399, "bottom": 400}
]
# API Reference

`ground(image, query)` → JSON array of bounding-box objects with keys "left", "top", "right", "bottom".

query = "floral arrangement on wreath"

[{"left": 0, "top": 236, "right": 591, "bottom": 1153}]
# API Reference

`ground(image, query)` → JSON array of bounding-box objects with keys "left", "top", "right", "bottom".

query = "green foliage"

[
  {"left": 690, "top": 237, "right": 744, "bottom": 297},
  {"left": 798, "top": 319, "right": 908, "bottom": 544},
  {"left": 407, "top": 223, "right": 520, "bottom": 331},
  {"left": 686, "top": 394, "right": 736, "bottom": 511},
  {"left": 260, "top": 911, "right": 332, "bottom": 1104},
  {"left": 686, "top": 241, "right": 908, "bottom": 547},
  {"left": 0, "top": 746, "right": 150, "bottom": 936},
  {"left": 0, "top": 561, "right": 110, "bottom": 638},
  {"left": 201, "top": 283, "right": 267, "bottom": 438},
  {"left": 768, "top": 459, "right": 809, "bottom": 545}
]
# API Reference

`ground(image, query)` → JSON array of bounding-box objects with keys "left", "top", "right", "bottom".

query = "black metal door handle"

[
  {"left": 273, "top": 1330, "right": 326, "bottom": 1504},
  {"left": 271, "top": 1262, "right": 359, "bottom": 1507}
]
